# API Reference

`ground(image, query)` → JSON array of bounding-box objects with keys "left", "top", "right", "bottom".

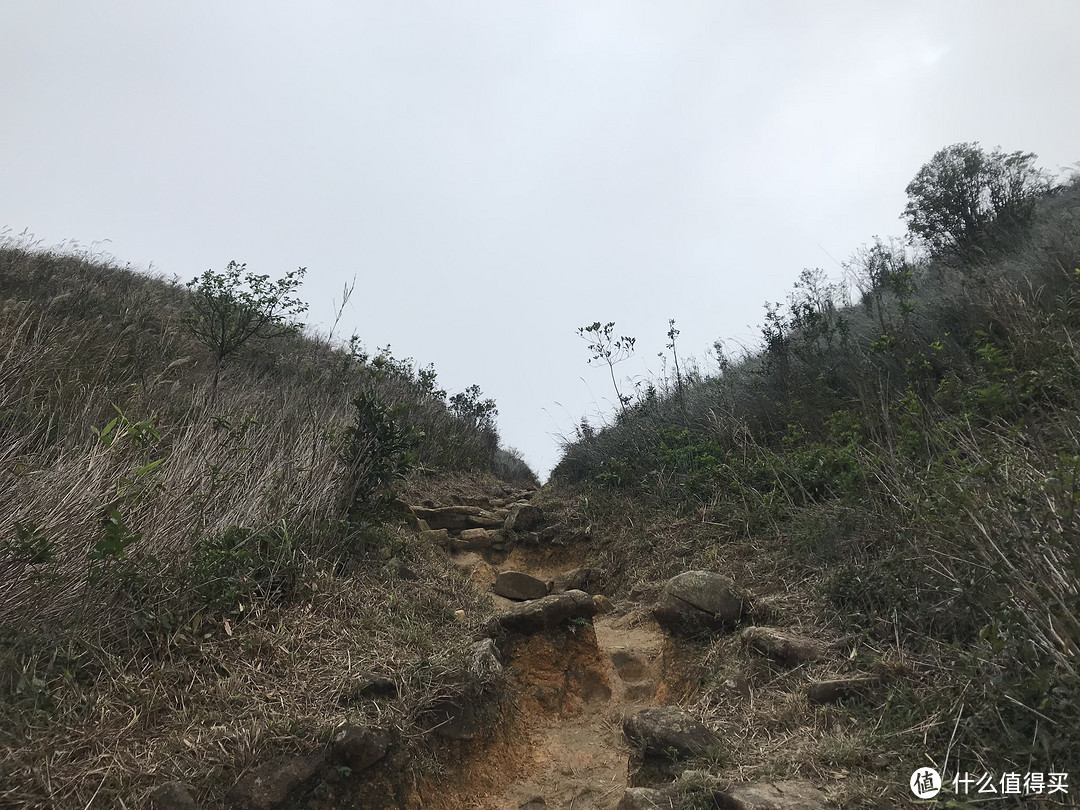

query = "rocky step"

[
  {"left": 492, "top": 570, "right": 550, "bottom": 601},
  {"left": 489, "top": 589, "right": 597, "bottom": 634}
]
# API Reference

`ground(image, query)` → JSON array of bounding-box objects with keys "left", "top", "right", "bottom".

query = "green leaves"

[
  {"left": 185, "top": 261, "right": 308, "bottom": 397},
  {"left": 90, "top": 508, "right": 142, "bottom": 561},
  {"left": 902, "top": 142, "right": 1050, "bottom": 261}
]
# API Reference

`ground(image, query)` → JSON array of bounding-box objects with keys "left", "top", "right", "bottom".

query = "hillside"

[{"left": 2, "top": 145, "right": 1079, "bottom": 810}]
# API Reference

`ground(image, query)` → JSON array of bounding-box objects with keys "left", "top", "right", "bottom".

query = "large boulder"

[
  {"left": 493, "top": 590, "right": 597, "bottom": 634},
  {"left": 623, "top": 706, "right": 722, "bottom": 761},
  {"left": 493, "top": 571, "right": 550, "bottom": 601},
  {"left": 716, "top": 780, "right": 837, "bottom": 809},
  {"left": 652, "top": 571, "right": 744, "bottom": 634}
]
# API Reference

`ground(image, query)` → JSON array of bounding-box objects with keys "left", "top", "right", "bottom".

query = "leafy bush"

[
  {"left": 902, "top": 142, "right": 1052, "bottom": 262},
  {"left": 185, "top": 261, "right": 308, "bottom": 398},
  {"left": 188, "top": 523, "right": 302, "bottom": 614},
  {"left": 554, "top": 159, "right": 1080, "bottom": 766}
]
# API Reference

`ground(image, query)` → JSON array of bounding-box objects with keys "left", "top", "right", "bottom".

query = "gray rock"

[
  {"left": 493, "top": 571, "right": 550, "bottom": 601},
  {"left": 716, "top": 780, "right": 837, "bottom": 809},
  {"left": 551, "top": 567, "right": 601, "bottom": 594},
  {"left": 151, "top": 781, "right": 198, "bottom": 810},
  {"left": 623, "top": 706, "right": 722, "bottom": 760},
  {"left": 653, "top": 571, "right": 744, "bottom": 635},
  {"left": 519, "top": 798, "right": 548, "bottom": 810},
  {"left": 455, "top": 528, "right": 495, "bottom": 549},
  {"left": 330, "top": 724, "right": 391, "bottom": 772},
  {"left": 469, "top": 638, "right": 502, "bottom": 681},
  {"left": 420, "top": 528, "right": 450, "bottom": 547},
  {"left": 410, "top": 505, "right": 504, "bottom": 531},
  {"left": 504, "top": 502, "right": 543, "bottom": 532},
  {"left": 226, "top": 754, "right": 325, "bottom": 810},
  {"left": 494, "top": 590, "right": 597, "bottom": 633},
  {"left": 741, "top": 627, "right": 825, "bottom": 666},
  {"left": 806, "top": 676, "right": 877, "bottom": 705}
]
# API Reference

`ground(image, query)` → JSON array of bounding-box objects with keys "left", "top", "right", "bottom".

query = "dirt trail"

[{"left": 447, "top": 546, "right": 673, "bottom": 810}]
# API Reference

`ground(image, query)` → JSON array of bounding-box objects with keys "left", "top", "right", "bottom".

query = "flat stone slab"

[
  {"left": 493, "top": 571, "right": 549, "bottom": 601},
  {"left": 741, "top": 627, "right": 825, "bottom": 666},
  {"left": 410, "top": 505, "right": 506, "bottom": 530},
  {"left": 494, "top": 589, "right": 597, "bottom": 633},
  {"left": 717, "top": 780, "right": 837, "bottom": 809}
]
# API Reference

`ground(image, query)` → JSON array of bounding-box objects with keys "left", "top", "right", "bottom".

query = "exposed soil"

[{"left": 428, "top": 545, "right": 677, "bottom": 810}]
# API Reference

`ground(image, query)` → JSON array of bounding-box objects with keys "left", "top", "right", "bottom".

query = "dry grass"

[
  {"left": 0, "top": 240, "right": 523, "bottom": 808},
  {"left": 2, "top": 525, "right": 499, "bottom": 809}
]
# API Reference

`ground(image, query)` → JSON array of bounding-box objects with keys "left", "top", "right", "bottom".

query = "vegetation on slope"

[
  {"left": 554, "top": 144, "right": 1080, "bottom": 779},
  {"left": 0, "top": 243, "right": 535, "bottom": 808}
]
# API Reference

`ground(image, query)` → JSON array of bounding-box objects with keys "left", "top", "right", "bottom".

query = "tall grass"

[
  {"left": 0, "top": 240, "right": 528, "bottom": 807},
  {"left": 553, "top": 179, "right": 1080, "bottom": 766}
]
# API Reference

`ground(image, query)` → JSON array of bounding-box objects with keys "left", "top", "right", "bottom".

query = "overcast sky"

[{"left": 2, "top": 1, "right": 1077, "bottom": 478}]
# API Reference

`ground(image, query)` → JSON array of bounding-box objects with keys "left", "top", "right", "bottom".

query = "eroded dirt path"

[{"left": 446, "top": 547, "right": 673, "bottom": 810}]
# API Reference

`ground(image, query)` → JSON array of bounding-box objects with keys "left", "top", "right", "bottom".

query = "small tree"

[
  {"left": 902, "top": 142, "right": 1051, "bottom": 262},
  {"left": 185, "top": 262, "right": 308, "bottom": 399},
  {"left": 578, "top": 321, "right": 636, "bottom": 416}
]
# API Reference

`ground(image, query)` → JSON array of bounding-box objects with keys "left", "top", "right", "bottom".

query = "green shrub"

[{"left": 188, "top": 523, "right": 301, "bottom": 614}]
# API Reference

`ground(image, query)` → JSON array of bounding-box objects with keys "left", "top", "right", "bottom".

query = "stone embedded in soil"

[
  {"left": 592, "top": 594, "right": 614, "bottom": 613},
  {"left": 453, "top": 527, "right": 496, "bottom": 549},
  {"left": 410, "top": 505, "right": 506, "bottom": 531},
  {"left": 425, "top": 695, "right": 479, "bottom": 740},
  {"left": 806, "top": 676, "right": 878, "bottom": 705},
  {"left": 716, "top": 780, "right": 838, "bottom": 809},
  {"left": 504, "top": 502, "right": 543, "bottom": 532},
  {"left": 151, "top": 781, "right": 198, "bottom": 810},
  {"left": 551, "top": 566, "right": 601, "bottom": 594},
  {"left": 622, "top": 706, "right": 722, "bottom": 760},
  {"left": 421, "top": 528, "right": 450, "bottom": 547},
  {"left": 492, "top": 589, "right": 597, "bottom": 633},
  {"left": 330, "top": 724, "right": 391, "bottom": 772},
  {"left": 493, "top": 570, "right": 550, "bottom": 601},
  {"left": 340, "top": 672, "right": 397, "bottom": 704},
  {"left": 652, "top": 571, "right": 745, "bottom": 635},
  {"left": 469, "top": 637, "right": 503, "bottom": 681},
  {"left": 519, "top": 798, "right": 548, "bottom": 810},
  {"left": 740, "top": 626, "right": 825, "bottom": 666},
  {"left": 226, "top": 753, "right": 325, "bottom": 810}
]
